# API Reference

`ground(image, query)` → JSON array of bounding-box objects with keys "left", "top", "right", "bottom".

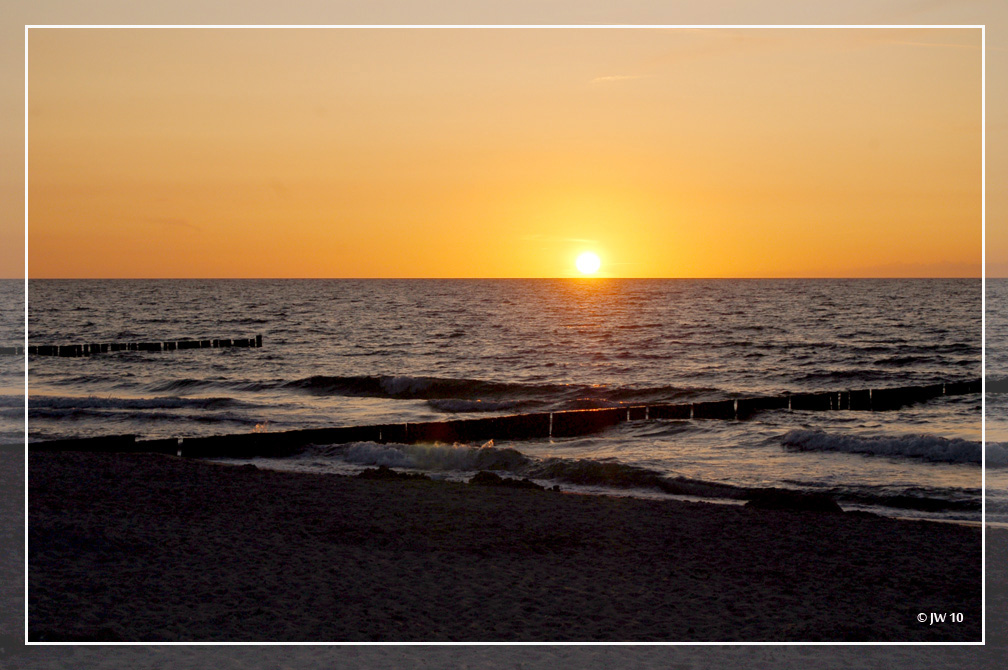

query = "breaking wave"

[
  {"left": 313, "top": 440, "right": 533, "bottom": 472},
  {"left": 299, "top": 440, "right": 973, "bottom": 513},
  {"left": 283, "top": 374, "right": 709, "bottom": 408},
  {"left": 781, "top": 429, "right": 1004, "bottom": 467},
  {"left": 307, "top": 441, "right": 746, "bottom": 501}
]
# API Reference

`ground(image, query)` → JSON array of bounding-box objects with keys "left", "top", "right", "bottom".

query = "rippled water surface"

[{"left": 7, "top": 278, "right": 1001, "bottom": 523}]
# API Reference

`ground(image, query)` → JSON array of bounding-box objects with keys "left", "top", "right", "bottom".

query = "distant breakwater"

[
  {"left": 6, "top": 334, "right": 263, "bottom": 357},
  {"left": 27, "top": 378, "right": 982, "bottom": 458}
]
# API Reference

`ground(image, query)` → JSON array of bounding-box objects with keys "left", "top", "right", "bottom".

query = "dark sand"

[{"left": 25, "top": 450, "right": 981, "bottom": 643}]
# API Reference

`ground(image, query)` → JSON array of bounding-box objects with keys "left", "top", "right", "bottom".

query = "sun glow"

[{"left": 575, "top": 252, "right": 601, "bottom": 275}]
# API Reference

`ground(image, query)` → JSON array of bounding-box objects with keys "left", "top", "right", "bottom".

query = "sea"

[{"left": 6, "top": 278, "right": 1005, "bottom": 525}]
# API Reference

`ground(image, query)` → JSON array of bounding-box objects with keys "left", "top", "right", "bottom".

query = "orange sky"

[{"left": 23, "top": 27, "right": 982, "bottom": 278}]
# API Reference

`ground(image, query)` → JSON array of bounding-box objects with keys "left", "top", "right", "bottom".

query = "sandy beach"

[{"left": 26, "top": 450, "right": 981, "bottom": 643}]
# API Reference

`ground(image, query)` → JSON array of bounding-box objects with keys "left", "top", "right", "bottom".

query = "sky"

[{"left": 2, "top": 2, "right": 1002, "bottom": 278}]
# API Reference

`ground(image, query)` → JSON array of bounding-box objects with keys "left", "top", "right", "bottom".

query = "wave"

[
  {"left": 314, "top": 441, "right": 533, "bottom": 472},
  {"left": 425, "top": 398, "right": 534, "bottom": 413},
  {"left": 27, "top": 407, "right": 262, "bottom": 426},
  {"left": 148, "top": 378, "right": 218, "bottom": 393},
  {"left": 307, "top": 441, "right": 746, "bottom": 500},
  {"left": 285, "top": 374, "right": 542, "bottom": 399},
  {"left": 781, "top": 429, "right": 1002, "bottom": 467},
  {"left": 284, "top": 374, "right": 581, "bottom": 400},
  {"left": 299, "top": 440, "right": 972, "bottom": 513},
  {"left": 27, "top": 394, "right": 243, "bottom": 411},
  {"left": 283, "top": 374, "right": 710, "bottom": 407},
  {"left": 24, "top": 394, "right": 265, "bottom": 429},
  {"left": 525, "top": 457, "right": 745, "bottom": 499},
  {"left": 148, "top": 378, "right": 279, "bottom": 394},
  {"left": 837, "top": 488, "right": 981, "bottom": 513}
]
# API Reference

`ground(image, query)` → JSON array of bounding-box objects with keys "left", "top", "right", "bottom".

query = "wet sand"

[{"left": 27, "top": 450, "right": 981, "bottom": 642}]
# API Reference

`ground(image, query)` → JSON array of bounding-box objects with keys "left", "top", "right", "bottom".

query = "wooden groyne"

[
  {"left": 14, "top": 335, "right": 263, "bottom": 357},
  {"left": 27, "top": 378, "right": 983, "bottom": 458}
]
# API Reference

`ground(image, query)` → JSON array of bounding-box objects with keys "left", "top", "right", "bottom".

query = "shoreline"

[
  {"left": 28, "top": 450, "right": 982, "bottom": 642},
  {"left": 222, "top": 459, "right": 989, "bottom": 528}
]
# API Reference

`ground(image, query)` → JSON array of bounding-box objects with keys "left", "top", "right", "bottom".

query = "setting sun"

[
  {"left": 20, "top": 29, "right": 984, "bottom": 279},
  {"left": 575, "top": 252, "right": 601, "bottom": 275}
]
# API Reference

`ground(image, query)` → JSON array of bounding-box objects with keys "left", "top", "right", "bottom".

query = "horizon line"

[{"left": 12, "top": 276, "right": 993, "bottom": 281}]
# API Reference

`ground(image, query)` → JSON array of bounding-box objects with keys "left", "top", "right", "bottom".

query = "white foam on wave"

[
  {"left": 782, "top": 429, "right": 997, "bottom": 466},
  {"left": 342, "top": 442, "right": 414, "bottom": 468},
  {"left": 331, "top": 441, "right": 532, "bottom": 472},
  {"left": 326, "top": 441, "right": 743, "bottom": 499},
  {"left": 378, "top": 376, "right": 435, "bottom": 396}
]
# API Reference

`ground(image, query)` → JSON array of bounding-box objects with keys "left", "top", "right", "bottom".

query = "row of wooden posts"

[
  {"left": 2, "top": 335, "right": 263, "bottom": 357},
  {"left": 28, "top": 378, "right": 982, "bottom": 459}
]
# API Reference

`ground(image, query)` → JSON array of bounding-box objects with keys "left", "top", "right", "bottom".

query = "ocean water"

[{"left": 7, "top": 278, "right": 1004, "bottom": 524}]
